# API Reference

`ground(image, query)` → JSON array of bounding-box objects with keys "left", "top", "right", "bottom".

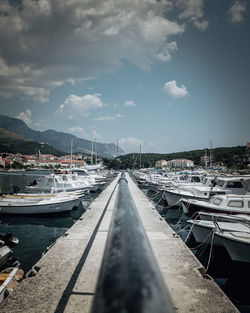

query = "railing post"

[{"left": 91, "top": 172, "right": 175, "bottom": 313}]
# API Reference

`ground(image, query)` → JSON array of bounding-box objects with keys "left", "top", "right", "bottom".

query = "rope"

[
  {"left": 155, "top": 190, "right": 166, "bottom": 205},
  {"left": 205, "top": 231, "right": 215, "bottom": 272},
  {"left": 165, "top": 199, "right": 182, "bottom": 209},
  {"left": 189, "top": 229, "right": 213, "bottom": 251}
]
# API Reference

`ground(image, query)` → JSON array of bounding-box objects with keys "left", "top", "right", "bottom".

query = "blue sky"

[{"left": 0, "top": 0, "right": 249, "bottom": 154}]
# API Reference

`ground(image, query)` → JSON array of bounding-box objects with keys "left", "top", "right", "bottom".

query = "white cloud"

[
  {"left": 177, "top": 0, "right": 209, "bottom": 31},
  {"left": 95, "top": 116, "right": 115, "bottom": 121},
  {"left": 94, "top": 113, "right": 124, "bottom": 121},
  {"left": 0, "top": 0, "right": 185, "bottom": 101},
  {"left": 56, "top": 94, "right": 104, "bottom": 119},
  {"left": 115, "top": 114, "right": 124, "bottom": 118},
  {"left": 228, "top": 1, "right": 247, "bottom": 23},
  {"left": 163, "top": 80, "right": 188, "bottom": 98},
  {"left": 154, "top": 41, "right": 178, "bottom": 62},
  {"left": 16, "top": 109, "right": 32, "bottom": 125},
  {"left": 124, "top": 100, "right": 136, "bottom": 107},
  {"left": 68, "top": 126, "right": 88, "bottom": 139},
  {"left": 119, "top": 137, "right": 144, "bottom": 153}
]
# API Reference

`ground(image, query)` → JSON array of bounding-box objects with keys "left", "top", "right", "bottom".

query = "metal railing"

[{"left": 91, "top": 172, "right": 175, "bottom": 313}]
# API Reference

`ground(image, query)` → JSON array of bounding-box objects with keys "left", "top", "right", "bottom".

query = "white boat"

[
  {"left": 0, "top": 195, "right": 78, "bottom": 214},
  {"left": 25, "top": 173, "right": 89, "bottom": 193},
  {"left": 215, "top": 231, "right": 250, "bottom": 263},
  {"left": 181, "top": 194, "right": 250, "bottom": 216},
  {"left": 187, "top": 218, "right": 250, "bottom": 246},
  {"left": 198, "top": 211, "right": 250, "bottom": 223},
  {"left": 163, "top": 176, "right": 250, "bottom": 207}
]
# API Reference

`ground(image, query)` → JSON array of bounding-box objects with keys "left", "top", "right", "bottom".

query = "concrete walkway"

[{"left": 0, "top": 172, "right": 239, "bottom": 313}]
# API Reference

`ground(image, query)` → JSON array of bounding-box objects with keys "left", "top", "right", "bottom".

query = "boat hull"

[
  {"left": 181, "top": 199, "right": 250, "bottom": 217},
  {"left": 216, "top": 232, "right": 250, "bottom": 263},
  {"left": 0, "top": 198, "right": 76, "bottom": 214},
  {"left": 187, "top": 221, "right": 222, "bottom": 246}
]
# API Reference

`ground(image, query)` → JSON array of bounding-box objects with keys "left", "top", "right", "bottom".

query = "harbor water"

[{"left": 0, "top": 170, "right": 102, "bottom": 273}]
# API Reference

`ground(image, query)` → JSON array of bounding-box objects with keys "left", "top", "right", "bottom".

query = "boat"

[
  {"left": 163, "top": 176, "right": 250, "bottom": 207},
  {"left": 0, "top": 233, "right": 23, "bottom": 304},
  {"left": 1, "top": 190, "right": 84, "bottom": 208},
  {"left": 0, "top": 194, "right": 78, "bottom": 214},
  {"left": 0, "top": 266, "right": 24, "bottom": 303},
  {"left": 215, "top": 231, "right": 250, "bottom": 263},
  {"left": 198, "top": 211, "right": 250, "bottom": 222},
  {"left": 181, "top": 194, "right": 250, "bottom": 216},
  {"left": 25, "top": 173, "right": 90, "bottom": 194},
  {"left": 187, "top": 218, "right": 250, "bottom": 246}
]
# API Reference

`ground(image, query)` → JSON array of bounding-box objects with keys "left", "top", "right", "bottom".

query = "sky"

[{"left": 0, "top": 0, "right": 249, "bottom": 154}]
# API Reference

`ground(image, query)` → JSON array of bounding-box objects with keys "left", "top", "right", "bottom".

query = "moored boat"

[
  {"left": 187, "top": 218, "right": 250, "bottom": 246},
  {"left": 215, "top": 231, "right": 250, "bottom": 263},
  {"left": 0, "top": 195, "right": 78, "bottom": 214},
  {"left": 181, "top": 194, "right": 250, "bottom": 216}
]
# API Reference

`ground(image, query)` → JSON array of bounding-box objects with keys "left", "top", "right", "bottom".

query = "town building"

[{"left": 155, "top": 160, "right": 168, "bottom": 169}]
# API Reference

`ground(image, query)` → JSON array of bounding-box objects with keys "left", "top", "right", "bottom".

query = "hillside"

[
  {"left": 0, "top": 128, "right": 65, "bottom": 155},
  {"left": 0, "top": 115, "right": 124, "bottom": 157},
  {"left": 108, "top": 146, "right": 247, "bottom": 170},
  {"left": 0, "top": 128, "right": 31, "bottom": 143}
]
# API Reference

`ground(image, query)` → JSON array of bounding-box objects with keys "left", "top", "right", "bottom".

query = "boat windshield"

[
  {"left": 213, "top": 198, "right": 222, "bottom": 205},
  {"left": 216, "top": 180, "right": 224, "bottom": 187},
  {"left": 190, "top": 176, "right": 201, "bottom": 183}
]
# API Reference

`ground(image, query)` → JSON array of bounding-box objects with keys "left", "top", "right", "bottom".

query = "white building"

[
  {"left": 170, "top": 159, "right": 194, "bottom": 168},
  {"left": 155, "top": 160, "right": 169, "bottom": 168}
]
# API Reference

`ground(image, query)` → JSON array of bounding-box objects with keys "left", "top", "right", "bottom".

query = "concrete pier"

[{"left": 0, "top": 173, "right": 239, "bottom": 313}]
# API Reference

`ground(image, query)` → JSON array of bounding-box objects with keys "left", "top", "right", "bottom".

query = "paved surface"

[
  {"left": 126, "top": 173, "right": 239, "bottom": 313},
  {"left": 0, "top": 172, "right": 239, "bottom": 313}
]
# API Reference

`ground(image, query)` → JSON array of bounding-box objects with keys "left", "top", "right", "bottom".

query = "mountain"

[
  {"left": 0, "top": 115, "right": 124, "bottom": 157},
  {"left": 0, "top": 127, "right": 65, "bottom": 155}
]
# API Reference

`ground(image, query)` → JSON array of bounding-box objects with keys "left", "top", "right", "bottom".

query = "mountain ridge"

[{"left": 0, "top": 115, "right": 124, "bottom": 157}]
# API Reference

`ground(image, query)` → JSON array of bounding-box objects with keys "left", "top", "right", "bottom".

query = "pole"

[
  {"left": 70, "top": 138, "right": 73, "bottom": 172},
  {"left": 210, "top": 140, "right": 213, "bottom": 168},
  {"left": 205, "top": 148, "right": 207, "bottom": 170},
  {"left": 91, "top": 138, "right": 93, "bottom": 165},
  {"left": 139, "top": 144, "right": 142, "bottom": 168},
  {"left": 95, "top": 138, "right": 97, "bottom": 165}
]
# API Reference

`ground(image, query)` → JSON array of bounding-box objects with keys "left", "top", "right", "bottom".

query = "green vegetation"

[
  {"left": 103, "top": 146, "right": 247, "bottom": 170},
  {"left": 0, "top": 141, "right": 65, "bottom": 156},
  {"left": 0, "top": 126, "right": 66, "bottom": 156}
]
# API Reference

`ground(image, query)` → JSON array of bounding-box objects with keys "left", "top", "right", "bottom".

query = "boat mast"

[
  {"left": 95, "top": 138, "right": 97, "bottom": 165},
  {"left": 91, "top": 138, "right": 93, "bottom": 165},
  {"left": 204, "top": 148, "right": 207, "bottom": 170},
  {"left": 70, "top": 138, "right": 73, "bottom": 173},
  {"left": 139, "top": 144, "right": 142, "bottom": 168},
  {"left": 210, "top": 140, "right": 213, "bottom": 168}
]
